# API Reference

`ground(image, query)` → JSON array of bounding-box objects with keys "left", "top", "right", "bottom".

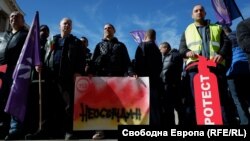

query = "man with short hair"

[
  {"left": 46, "top": 18, "right": 85, "bottom": 139},
  {"left": 134, "top": 29, "right": 163, "bottom": 126},
  {"left": 159, "top": 42, "right": 183, "bottom": 126},
  {"left": 25, "top": 24, "right": 50, "bottom": 136},
  {"left": 179, "top": 4, "right": 239, "bottom": 125},
  {"left": 236, "top": 18, "right": 250, "bottom": 123},
  {"left": 237, "top": 18, "right": 250, "bottom": 68},
  {"left": 90, "top": 23, "right": 133, "bottom": 140},
  {"left": 80, "top": 36, "right": 91, "bottom": 73},
  {"left": 0, "top": 11, "right": 28, "bottom": 140},
  {"left": 28, "top": 18, "right": 85, "bottom": 140}
]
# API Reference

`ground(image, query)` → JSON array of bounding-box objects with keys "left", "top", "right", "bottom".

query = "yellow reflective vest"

[{"left": 185, "top": 23, "right": 225, "bottom": 66}]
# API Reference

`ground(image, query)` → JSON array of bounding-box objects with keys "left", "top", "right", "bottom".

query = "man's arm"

[{"left": 179, "top": 32, "right": 192, "bottom": 58}]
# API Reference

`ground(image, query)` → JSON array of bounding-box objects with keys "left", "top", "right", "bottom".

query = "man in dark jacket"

[
  {"left": 46, "top": 18, "right": 85, "bottom": 139},
  {"left": 237, "top": 18, "right": 250, "bottom": 67},
  {"left": 80, "top": 36, "right": 92, "bottom": 73},
  {"left": 159, "top": 42, "right": 183, "bottom": 126},
  {"left": 0, "top": 11, "right": 28, "bottom": 140},
  {"left": 236, "top": 18, "right": 250, "bottom": 123},
  {"left": 91, "top": 24, "right": 132, "bottom": 77},
  {"left": 25, "top": 25, "right": 50, "bottom": 135},
  {"left": 134, "top": 29, "right": 163, "bottom": 126},
  {"left": 90, "top": 23, "right": 133, "bottom": 140},
  {"left": 28, "top": 18, "right": 85, "bottom": 140}
]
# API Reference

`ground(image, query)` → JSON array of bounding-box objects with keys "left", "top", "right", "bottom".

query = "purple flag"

[
  {"left": 130, "top": 30, "right": 146, "bottom": 44},
  {"left": 211, "top": 0, "right": 242, "bottom": 25},
  {"left": 224, "top": 0, "right": 242, "bottom": 21},
  {"left": 5, "top": 12, "right": 41, "bottom": 122}
]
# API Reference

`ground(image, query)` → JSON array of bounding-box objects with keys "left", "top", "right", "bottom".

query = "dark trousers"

[
  {"left": 28, "top": 78, "right": 74, "bottom": 139},
  {"left": 228, "top": 74, "right": 250, "bottom": 124},
  {"left": 0, "top": 68, "right": 13, "bottom": 138},
  {"left": 161, "top": 84, "right": 181, "bottom": 126}
]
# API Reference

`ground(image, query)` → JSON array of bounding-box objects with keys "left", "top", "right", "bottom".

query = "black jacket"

[
  {"left": 91, "top": 37, "right": 132, "bottom": 76},
  {"left": 44, "top": 34, "right": 85, "bottom": 82},
  {"left": 135, "top": 41, "right": 162, "bottom": 85},
  {"left": 0, "top": 28, "right": 28, "bottom": 66},
  {"left": 160, "top": 49, "right": 183, "bottom": 85}
]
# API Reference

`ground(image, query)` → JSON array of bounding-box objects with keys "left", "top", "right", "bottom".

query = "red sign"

[
  {"left": 0, "top": 64, "right": 7, "bottom": 89},
  {"left": 193, "top": 56, "right": 223, "bottom": 125}
]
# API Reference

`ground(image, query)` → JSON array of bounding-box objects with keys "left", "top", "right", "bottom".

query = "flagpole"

[{"left": 38, "top": 71, "right": 42, "bottom": 131}]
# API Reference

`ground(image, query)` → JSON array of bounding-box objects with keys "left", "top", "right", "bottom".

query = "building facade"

[{"left": 0, "top": 0, "right": 25, "bottom": 33}]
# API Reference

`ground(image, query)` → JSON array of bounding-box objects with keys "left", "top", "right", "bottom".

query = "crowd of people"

[{"left": 0, "top": 3, "right": 249, "bottom": 140}]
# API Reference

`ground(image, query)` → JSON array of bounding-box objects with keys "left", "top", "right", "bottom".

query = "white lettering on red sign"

[{"left": 200, "top": 75, "right": 214, "bottom": 125}]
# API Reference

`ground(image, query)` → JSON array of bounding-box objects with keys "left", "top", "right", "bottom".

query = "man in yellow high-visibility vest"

[{"left": 179, "top": 4, "right": 240, "bottom": 125}]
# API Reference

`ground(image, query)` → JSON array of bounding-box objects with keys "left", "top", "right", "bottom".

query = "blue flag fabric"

[
  {"left": 211, "top": 0, "right": 242, "bottom": 26},
  {"left": 5, "top": 12, "right": 41, "bottom": 122},
  {"left": 130, "top": 30, "right": 146, "bottom": 44}
]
